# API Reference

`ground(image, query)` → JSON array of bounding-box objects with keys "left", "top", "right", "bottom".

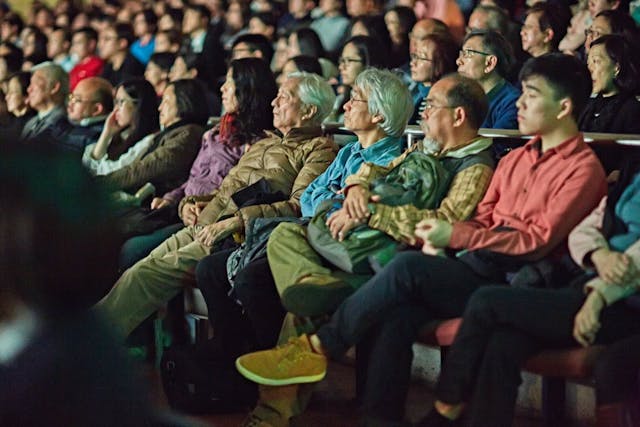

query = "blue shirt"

[
  {"left": 300, "top": 136, "right": 404, "bottom": 216},
  {"left": 482, "top": 79, "right": 520, "bottom": 129},
  {"left": 130, "top": 37, "right": 156, "bottom": 65}
]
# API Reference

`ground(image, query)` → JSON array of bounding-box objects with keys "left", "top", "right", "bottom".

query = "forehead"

[
  {"left": 73, "top": 81, "right": 93, "bottom": 94},
  {"left": 32, "top": 70, "right": 47, "bottom": 83},
  {"left": 588, "top": 43, "right": 609, "bottom": 58},
  {"left": 429, "top": 78, "right": 453, "bottom": 100},
  {"left": 522, "top": 75, "right": 555, "bottom": 96},
  {"left": 415, "top": 38, "right": 434, "bottom": 53},
  {"left": 592, "top": 16, "right": 611, "bottom": 30},
  {"left": 279, "top": 78, "right": 300, "bottom": 97},
  {"left": 72, "top": 32, "right": 87, "bottom": 42},
  {"left": 524, "top": 11, "right": 541, "bottom": 27},
  {"left": 463, "top": 35, "right": 484, "bottom": 50},
  {"left": 342, "top": 42, "right": 360, "bottom": 56}
]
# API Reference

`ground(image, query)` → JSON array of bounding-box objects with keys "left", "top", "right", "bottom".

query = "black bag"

[{"left": 160, "top": 343, "right": 257, "bottom": 414}]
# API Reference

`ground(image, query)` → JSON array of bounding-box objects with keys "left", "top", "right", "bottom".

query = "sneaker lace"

[{"left": 275, "top": 336, "right": 312, "bottom": 372}]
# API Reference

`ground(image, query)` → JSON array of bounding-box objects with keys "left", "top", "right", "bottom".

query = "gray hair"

[
  {"left": 32, "top": 61, "right": 69, "bottom": 102},
  {"left": 355, "top": 68, "right": 413, "bottom": 138},
  {"left": 288, "top": 72, "right": 336, "bottom": 125}
]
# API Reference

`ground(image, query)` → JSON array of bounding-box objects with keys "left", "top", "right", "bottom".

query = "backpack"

[
  {"left": 307, "top": 151, "right": 452, "bottom": 274},
  {"left": 160, "top": 343, "right": 257, "bottom": 414}
]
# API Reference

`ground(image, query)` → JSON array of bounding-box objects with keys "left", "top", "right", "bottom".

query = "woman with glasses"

[
  {"left": 409, "top": 32, "right": 459, "bottom": 124},
  {"left": 584, "top": 9, "right": 639, "bottom": 53},
  {"left": 579, "top": 34, "right": 640, "bottom": 173},
  {"left": 83, "top": 78, "right": 159, "bottom": 176},
  {"left": 328, "top": 35, "right": 387, "bottom": 122}
]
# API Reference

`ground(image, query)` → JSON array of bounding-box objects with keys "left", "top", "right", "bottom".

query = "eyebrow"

[{"left": 522, "top": 83, "right": 542, "bottom": 94}]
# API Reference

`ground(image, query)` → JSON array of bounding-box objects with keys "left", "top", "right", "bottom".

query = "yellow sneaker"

[{"left": 235, "top": 334, "right": 327, "bottom": 386}]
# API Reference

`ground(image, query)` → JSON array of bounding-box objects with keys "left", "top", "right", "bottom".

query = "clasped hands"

[
  {"left": 414, "top": 218, "right": 453, "bottom": 256},
  {"left": 326, "top": 185, "right": 376, "bottom": 241}
]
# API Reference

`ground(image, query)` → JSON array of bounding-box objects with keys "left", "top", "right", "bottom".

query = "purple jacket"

[{"left": 162, "top": 128, "right": 247, "bottom": 203}]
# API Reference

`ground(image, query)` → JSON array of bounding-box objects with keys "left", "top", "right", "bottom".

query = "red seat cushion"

[{"left": 523, "top": 346, "right": 606, "bottom": 379}]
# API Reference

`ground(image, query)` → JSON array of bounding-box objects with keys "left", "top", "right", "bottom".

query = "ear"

[
  {"left": 118, "top": 38, "right": 128, "bottom": 51},
  {"left": 301, "top": 104, "right": 317, "bottom": 121},
  {"left": 556, "top": 97, "right": 573, "bottom": 121},
  {"left": 452, "top": 106, "right": 466, "bottom": 127},
  {"left": 188, "top": 68, "right": 198, "bottom": 79},
  {"left": 49, "top": 81, "right": 61, "bottom": 96},
  {"left": 253, "top": 50, "right": 264, "bottom": 59},
  {"left": 93, "top": 102, "right": 105, "bottom": 116},
  {"left": 371, "top": 113, "right": 384, "bottom": 124},
  {"left": 484, "top": 55, "right": 498, "bottom": 74},
  {"left": 543, "top": 28, "right": 554, "bottom": 45}
]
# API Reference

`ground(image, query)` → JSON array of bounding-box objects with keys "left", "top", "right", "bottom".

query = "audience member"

[
  {"left": 69, "top": 27, "right": 104, "bottom": 90},
  {"left": 99, "top": 22, "right": 145, "bottom": 87},
  {"left": 47, "top": 26, "right": 75, "bottom": 72},
  {"left": 409, "top": 32, "right": 459, "bottom": 123},
  {"left": 277, "top": 55, "right": 323, "bottom": 86},
  {"left": 457, "top": 30, "right": 519, "bottom": 131},
  {"left": 83, "top": 79, "right": 159, "bottom": 175},
  {"left": 22, "top": 62, "right": 69, "bottom": 141},
  {"left": 309, "top": 0, "right": 350, "bottom": 54},
  {"left": 3, "top": 71, "right": 35, "bottom": 136},
  {"left": 520, "top": 2, "right": 571, "bottom": 58},
  {"left": 59, "top": 76, "right": 114, "bottom": 153},
  {"left": 145, "top": 52, "right": 176, "bottom": 97},
  {"left": 154, "top": 29, "right": 181, "bottom": 54},
  {"left": 230, "top": 33, "right": 274, "bottom": 63},
  {"left": 130, "top": 9, "right": 157, "bottom": 65},
  {"left": 119, "top": 57, "right": 278, "bottom": 269},
  {"left": 385, "top": 6, "right": 417, "bottom": 68}
]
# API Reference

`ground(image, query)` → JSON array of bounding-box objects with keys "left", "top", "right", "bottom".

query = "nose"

[
  {"left": 456, "top": 56, "right": 463, "bottom": 67},
  {"left": 515, "top": 93, "right": 524, "bottom": 109}
]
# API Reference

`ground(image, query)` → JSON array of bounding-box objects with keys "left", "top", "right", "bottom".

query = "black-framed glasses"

[
  {"left": 348, "top": 94, "right": 368, "bottom": 103},
  {"left": 410, "top": 52, "right": 433, "bottom": 62},
  {"left": 114, "top": 97, "right": 136, "bottom": 108},
  {"left": 458, "top": 48, "right": 491, "bottom": 59},
  {"left": 339, "top": 56, "right": 364, "bottom": 66}
]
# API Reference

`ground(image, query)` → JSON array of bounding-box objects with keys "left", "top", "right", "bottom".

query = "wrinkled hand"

[
  {"left": 592, "top": 248, "right": 636, "bottom": 285},
  {"left": 181, "top": 201, "right": 208, "bottom": 226},
  {"left": 414, "top": 219, "right": 453, "bottom": 249},
  {"left": 343, "top": 185, "right": 371, "bottom": 221},
  {"left": 195, "top": 216, "right": 241, "bottom": 247},
  {"left": 573, "top": 291, "right": 605, "bottom": 347},
  {"left": 326, "top": 208, "right": 361, "bottom": 241},
  {"left": 151, "top": 197, "right": 171, "bottom": 210}
]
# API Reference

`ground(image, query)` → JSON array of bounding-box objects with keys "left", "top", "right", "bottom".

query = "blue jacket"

[{"left": 482, "top": 79, "right": 520, "bottom": 130}]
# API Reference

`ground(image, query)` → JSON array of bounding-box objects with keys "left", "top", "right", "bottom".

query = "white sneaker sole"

[{"left": 235, "top": 358, "right": 327, "bottom": 386}]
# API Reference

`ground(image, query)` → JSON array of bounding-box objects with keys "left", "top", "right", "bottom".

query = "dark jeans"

[
  {"left": 119, "top": 223, "right": 184, "bottom": 270},
  {"left": 315, "top": 251, "right": 492, "bottom": 422},
  {"left": 196, "top": 252, "right": 285, "bottom": 357},
  {"left": 436, "top": 286, "right": 640, "bottom": 427}
]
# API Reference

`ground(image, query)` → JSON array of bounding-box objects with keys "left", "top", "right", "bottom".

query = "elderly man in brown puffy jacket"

[{"left": 96, "top": 72, "right": 338, "bottom": 337}]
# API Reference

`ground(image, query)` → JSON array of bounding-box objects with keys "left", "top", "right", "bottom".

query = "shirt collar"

[
  {"left": 486, "top": 79, "right": 507, "bottom": 102},
  {"left": 352, "top": 135, "right": 403, "bottom": 163},
  {"left": 266, "top": 126, "right": 323, "bottom": 143},
  {"left": 524, "top": 133, "right": 584, "bottom": 160},
  {"left": 77, "top": 115, "right": 108, "bottom": 127}
]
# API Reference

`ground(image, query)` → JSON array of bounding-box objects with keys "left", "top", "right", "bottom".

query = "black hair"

[
  {"left": 589, "top": 34, "right": 640, "bottom": 95},
  {"left": 291, "top": 27, "right": 326, "bottom": 58},
  {"left": 471, "top": 4, "right": 509, "bottom": 35},
  {"left": 232, "top": 33, "right": 275, "bottom": 63},
  {"left": 0, "top": 43, "right": 23, "bottom": 75},
  {"left": 251, "top": 11, "right": 277, "bottom": 29},
  {"left": 7, "top": 71, "right": 31, "bottom": 96},
  {"left": 157, "top": 29, "right": 182, "bottom": 47},
  {"left": 595, "top": 9, "right": 640, "bottom": 45},
  {"left": 465, "top": 29, "right": 514, "bottom": 79},
  {"left": 351, "top": 15, "right": 392, "bottom": 54},
  {"left": 168, "top": 78, "right": 210, "bottom": 126},
  {"left": 343, "top": 35, "right": 388, "bottom": 68},
  {"left": 524, "top": 2, "right": 571, "bottom": 49},
  {"left": 229, "top": 57, "right": 278, "bottom": 140},
  {"left": 108, "top": 78, "right": 159, "bottom": 160},
  {"left": 165, "top": 7, "right": 184, "bottom": 26},
  {"left": 25, "top": 27, "right": 49, "bottom": 65},
  {"left": 443, "top": 73, "right": 489, "bottom": 130},
  {"left": 388, "top": 6, "right": 417, "bottom": 35},
  {"left": 51, "top": 25, "right": 71, "bottom": 43},
  {"left": 185, "top": 3, "right": 212, "bottom": 22},
  {"left": 73, "top": 26, "right": 98, "bottom": 42},
  {"left": 136, "top": 9, "right": 158, "bottom": 33},
  {"left": 519, "top": 53, "right": 592, "bottom": 120},
  {"left": 288, "top": 55, "right": 323, "bottom": 76},
  {"left": 3, "top": 12, "right": 24, "bottom": 35},
  {"left": 112, "top": 22, "right": 136, "bottom": 47},
  {"left": 149, "top": 52, "right": 177, "bottom": 72}
]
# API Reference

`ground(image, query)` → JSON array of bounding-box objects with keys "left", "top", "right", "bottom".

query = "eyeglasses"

[
  {"left": 410, "top": 52, "right": 433, "bottom": 62},
  {"left": 584, "top": 28, "right": 602, "bottom": 39},
  {"left": 423, "top": 99, "right": 456, "bottom": 111},
  {"left": 458, "top": 48, "right": 491, "bottom": 59},
  {"left": 68, "top": 93, "right": 98, "bottom": 104},
  {"left": 114, "top": 97, "right": 136, "bottom": 108},
  {"left": 348, "top": 94, "right": 368, "bottom": 103},
  {"left": 338, "top": 56, "right": 364, "bottom": 66}
]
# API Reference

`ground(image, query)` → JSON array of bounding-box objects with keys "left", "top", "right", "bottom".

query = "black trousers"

[
  {"left": 195, "top": 251, "right": 285, "bottom": 356},
  {"left": 436, "top": 286, "right": 640, "bottom": 427}
]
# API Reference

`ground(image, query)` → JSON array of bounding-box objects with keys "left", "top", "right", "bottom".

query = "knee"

[
  {"left": 266, "top": 222, "right": 305, "bottom": 251},
  {"left": 464, "top": 286, "right": 507, "bottom": 319}
]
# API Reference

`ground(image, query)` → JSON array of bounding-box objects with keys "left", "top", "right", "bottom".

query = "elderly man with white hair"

[
  {"left": 21, "top": 62, "right": 70, "bottom": 141},
  {"left": 96, "top": 72, "right": 338, "bottom": 337}
]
